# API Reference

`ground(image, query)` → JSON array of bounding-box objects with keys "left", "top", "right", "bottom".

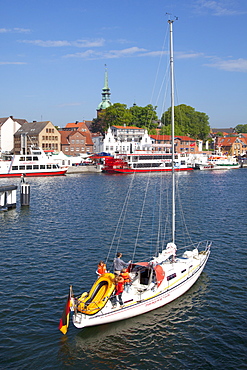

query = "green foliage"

[
  {"left": 235, "top": 124, "right": 247, "bottom": 133},
  {"left": 95, "top": 103, "right": 159, "bottom": 133},
  {"left": 129, "top": 104, "right": 158, "bottom": 129},
  {"left": 161, "top": 104, "right": 210, "bottom": 141},
  {"left": 104, "top": 103, "right": 133, "bottom": 127},
  {"left": 91, "top": 117, "right": 104, "bottom": 134}
]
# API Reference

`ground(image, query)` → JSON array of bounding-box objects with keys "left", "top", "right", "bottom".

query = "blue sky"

[{"left": 1, "top": 0, "right": 246, "bottom": 129}]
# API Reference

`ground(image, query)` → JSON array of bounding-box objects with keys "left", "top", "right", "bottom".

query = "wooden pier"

[{"left": 0, "top": 185, "right": 18, "bottom": 211}]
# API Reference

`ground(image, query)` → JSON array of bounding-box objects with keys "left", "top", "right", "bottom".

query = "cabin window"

[
  {"left": 53, "top": 165, "right": 57, "bottom": 169},
  {"left": 26, "top": 156, "right": 32, "bottom": 161},
  {"left": 19, "top": 165, "right": 25, "bottom": 170},
  {"left": 26, "top": 165, "right": 32, "bottom": 170},
  {"left": 167, "top": 273, "right": 176, "bottom": 281},
  {"left": 12, "top": 166, "right": 18, "bottom": 171},
  {"left": 46, "top": 165, "right": 51, "bottom": 169},
  {"left": 20, "top": 157, "right": 25, "bottom": 161},
  {"left": 40, "top": 165, "right": 45, "bottom": 169},
  {"left": 33, "top": 165, "right": 39, "bottom": 169},
  {"left": 33, "top": 156, "right": 38, "bottom": 161}
]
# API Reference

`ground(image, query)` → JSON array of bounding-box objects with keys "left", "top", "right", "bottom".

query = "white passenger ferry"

[
  {"left": 102, "top": 152, "right": 193, "bottom": 173},
  {"left": 0, "top": 148, "right": 67, "bottom": 177}
]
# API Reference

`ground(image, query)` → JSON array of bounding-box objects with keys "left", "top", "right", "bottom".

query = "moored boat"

[
  {"left": 195, "top": 153, "right": 240, "bottom": 170},
  {"left": 0, "top": 148, "right": 67, "bottom": 177},
  {"left": 102, "top": 151, "right": 193, "bottom": 173}
]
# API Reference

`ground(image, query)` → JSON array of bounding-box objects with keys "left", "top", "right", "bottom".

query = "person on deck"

[
  {"left": 120, "top": 268, "right": 131, "bottom": 293},
  {"left": 96, "top": 261, "right": 107, "bottom": 276},
  {"left": 111, "top": 275, "right": 125, "bottom": 308},
  {"left": 113, "top": 252, "right": 131, "bottom": 275}
]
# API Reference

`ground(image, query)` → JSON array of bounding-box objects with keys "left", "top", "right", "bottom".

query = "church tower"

[{"left": 97, "top": 65, "right": 112, "bottom": 116}]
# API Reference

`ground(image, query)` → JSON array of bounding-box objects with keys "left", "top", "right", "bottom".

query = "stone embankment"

[{"left": 66, "top": 165, "right": 101, "bottom": 174}]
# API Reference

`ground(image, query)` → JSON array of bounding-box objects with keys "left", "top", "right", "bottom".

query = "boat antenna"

[{"left": 168, "top": 17, "right": 177, "bottom": 244}]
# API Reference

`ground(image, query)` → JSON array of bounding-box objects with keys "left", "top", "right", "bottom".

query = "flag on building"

[{"left": 59, "top": 286, "right": 72, "bottom": 335}]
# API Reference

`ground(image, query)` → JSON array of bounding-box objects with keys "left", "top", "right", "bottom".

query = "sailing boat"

[{"left": 62, "top": 19, "right": 211, "bottom": 332}]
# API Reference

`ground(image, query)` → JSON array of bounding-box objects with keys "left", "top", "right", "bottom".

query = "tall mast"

[{"left": 168, "top": 19, "right": 175, "bottom": 244}]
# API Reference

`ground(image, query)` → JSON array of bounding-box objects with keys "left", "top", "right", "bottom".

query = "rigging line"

[
  {"left": 131, "top": 171, "right": 152, "bottom": 262},
  {"left": 161, "top": 175, "right": 171, "bottom": 252},
  {"left": 176, "top": 180, "right": 193, "bottom": 246},
  {"left": 160, "top": 175, "right": 169, "bottom": 253},
  {"left": 150, "top": 27, "right": 169, "bottom": 107},
  {"left": 155, "top": 171, "right": 164, "bottom": 255},
  {"left": 149, "top": 181, "right": 157, "bottom": 259},
  {"left": 105, "top": 173, "right": 136, "bottom": 266}
]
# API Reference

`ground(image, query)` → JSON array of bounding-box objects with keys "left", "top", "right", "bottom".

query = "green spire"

[{"left": 97, "top": 65, "right": 112, "bottom": 111}]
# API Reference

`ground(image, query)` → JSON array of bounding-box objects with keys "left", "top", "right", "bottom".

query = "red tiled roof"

[
  {"left": 65, "top": 121, "right": 85, "bottom": 128},
  {"left": 63, "top": 122, "right": 94, "bottom": 146},
  {"left": 218, "top": 137, "right": 238, "bottom": 146},
  {"left": 150, "top": 135, "right": 196, "bottom": 142},
  {"left": 112, "top": 125, "right": 143, "bottom": 130}
]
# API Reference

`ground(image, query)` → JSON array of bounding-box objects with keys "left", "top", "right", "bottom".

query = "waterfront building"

[
  {"left": 93, "top": 125, "right": 153, "bottom": 155},
  {"left": 150, "top": 134, "right": 199, "bottom": 154},
  {"left": 59, "top": 121, "right": 94, "bottom": 155},
  {"left": 217, "top": 135, "right": 247, "bottom": 156},
  {"left": 0, "top": 116, "right": 27, "bottom": 155},
  {"left": 14, "top": 121, "right": 61, "bottom": 154}
]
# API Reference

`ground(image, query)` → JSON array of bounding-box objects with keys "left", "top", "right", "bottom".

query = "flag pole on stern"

[{"left": 58, "top": 285, "right": 73, "bottom": 335}]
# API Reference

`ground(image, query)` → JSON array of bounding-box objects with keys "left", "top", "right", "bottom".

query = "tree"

[
  {"left": 91, "top": 117, "right": 105, "bottom": 134},
  {"left": 104, "top": 103, "right": 133, "bottom": 127},
  {"left": 129, "top": 104, "right": 158, "bottom": 130},
  {"left": 92, "top": 103, "right": 159, "bottom": 134},
  {"left": 235, "top": 124, "right": 247, "bottom": 133},
  {"left": 161, "top": 104, "right": 210, "bottom": 141}
]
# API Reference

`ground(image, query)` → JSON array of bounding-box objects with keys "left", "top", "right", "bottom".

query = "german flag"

[{"left": 59, "top": 286, "right": 72, "bottom": 335}]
